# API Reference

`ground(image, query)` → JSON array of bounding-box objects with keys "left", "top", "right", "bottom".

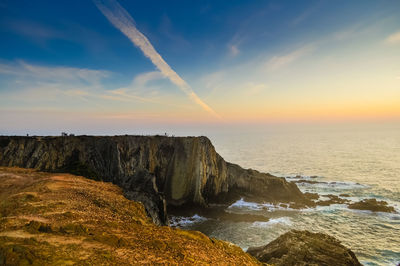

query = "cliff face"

[
  {"left": 0, "top": 167, "right": 261, "bottom": 265},
  {"left": 0, "top": 136, "right": 311, "bottom": 224}
]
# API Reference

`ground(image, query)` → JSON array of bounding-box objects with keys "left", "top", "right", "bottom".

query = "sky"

[{"left": 0, "top": 0, "right": 400, "bottom": 135}]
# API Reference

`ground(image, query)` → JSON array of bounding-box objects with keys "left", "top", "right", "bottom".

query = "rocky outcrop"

[
  {"left": 0, "top": 167, "right": 260, "bottom": 265},
  {"left": 0, "top": 135, "right": 312, "bottom": 224},
  {"left": 247, "top": 230, "right": 361, "bottom": 265},
  {"left": 348, "top": 199, "right": 396, "bottom": 213},
  {"left": 316, "top": 194, "right": 350, "bottom": 206}
]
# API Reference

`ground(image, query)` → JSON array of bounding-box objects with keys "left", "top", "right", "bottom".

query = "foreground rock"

[
  {"left": 0, "top": 135, "right": 313, "bottom": 224},
  {"left": 348, "top": 199, "right": 396, "bottom": 213},
  {"left": 0, "top": 167, "right": 260, "bottom": 265},
  {"left": 247, "top": 230, "right": 361, "bottom": 266}
]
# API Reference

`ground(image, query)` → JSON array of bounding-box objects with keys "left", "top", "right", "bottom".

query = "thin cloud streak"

[
  {"left": 93, "top": 0, "right": 220, "bottom": 119},
  {"left": 385, "top": 31, "right": 400, "bottom": 45},
  {"left": 264, "top": 44, "right": 314, "bottom": 72}
]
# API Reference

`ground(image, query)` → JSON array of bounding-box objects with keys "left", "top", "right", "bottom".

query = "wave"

[
  {"left": 228, "top": 198, "right": 305, "bottom": 212},
  {"left": 297, "top": 180, "right": 368, "bottom": 190},
  {"left": 251, "top": 217, "right": 292, "bottom": 228},
  {"left": 169, "top": 214, "right": 207, "bottom": 227}
]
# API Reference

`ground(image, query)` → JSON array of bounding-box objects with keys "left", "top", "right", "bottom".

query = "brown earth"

[
  {"left": 0, "top": 167, "right": 261, "bottom": 265},
  {"left": 0, "top": 135, "right": 314, "bottom": 225}
]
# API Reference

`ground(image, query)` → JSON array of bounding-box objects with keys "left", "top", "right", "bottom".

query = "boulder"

[
  {"left": 348, "top": 198, "right": 396, "bottom": 213},
  {"left": 247, "top": 230, "right": 361, "bottom": 266}
]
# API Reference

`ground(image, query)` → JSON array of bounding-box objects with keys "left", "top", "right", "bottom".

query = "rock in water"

[
  {"left": 247, "top": 230, "right": 361, "bottom": 266},
  {"left": 348, "top": 198, "right": 396, "bottom": 213},
  {"left": 0, "top": 135, "right": 313, "bottom": 224}
]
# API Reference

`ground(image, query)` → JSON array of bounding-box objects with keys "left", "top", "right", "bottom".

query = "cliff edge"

[
  {"left": 0, "top": 167, "right": 260, "bottom": 265},
  {"left": 0, "top": 135, "right": 312, "bottom": 225}
]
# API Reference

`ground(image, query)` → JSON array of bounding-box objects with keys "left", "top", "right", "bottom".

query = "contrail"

[{"left": 94, "top": 0, "right": 220, "bottom": 119}]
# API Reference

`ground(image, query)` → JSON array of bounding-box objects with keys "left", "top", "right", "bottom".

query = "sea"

[{"left": 170, "top": 122, "right": 400, "bottom": 265}]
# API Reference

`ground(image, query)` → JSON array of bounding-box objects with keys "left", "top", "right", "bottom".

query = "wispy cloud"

[
  {"left": 291, "top": 2, "right": 321, "bottom": 26},
  {"left": 245, "top": 83, "right": 267, "bottom": 96},
  {"left": 228, "top": 44, "right": 240, "bottom": 57},
  {"left": 93, "top": 0, "right": 220, "bottom": 119},
  {"left": 264, "top": 44, "right": 314, "bottom": 72},
  {"left": 159, "top": 15, "right": 191, "bottom": 51},
  {"left": 0, "top": 60, "right": 110, "bottom": 85},
  {"left": 132, "top": 71, "right": 165, "bottom": 87},
  {"left": 0, "top": 60, "right": 169, "bottom": 109},
  {"left": 385, "top": 31, "right": 400, "bottom": 45},
  {"left": 3, "top": 19, "right": 63, "bottom": 42}
]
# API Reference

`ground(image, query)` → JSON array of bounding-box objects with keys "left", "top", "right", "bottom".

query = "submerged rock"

[
  {"left": 247, "top": 230, "right": 361, "bottom": 266},
  {"left": 316, "top": 194, "right": 349, "bottom": 206},
  {"left": 0, "top": 135, "right": 313, "bottom": 224},
  {"left": 348, "top": 198, "right": 396, "bottom": 213}
]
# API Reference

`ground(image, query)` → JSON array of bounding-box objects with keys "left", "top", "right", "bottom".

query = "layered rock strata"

[
  {"left": 0, "top": 167, "right": 260, "bottom": 265},
  {"left": 0, "top": 136, "right": 312, "bottom": 224}
]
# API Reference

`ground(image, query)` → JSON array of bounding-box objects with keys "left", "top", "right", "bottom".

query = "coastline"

[{"left": 1, "top": 134, "right": 397, "bottom": 264}]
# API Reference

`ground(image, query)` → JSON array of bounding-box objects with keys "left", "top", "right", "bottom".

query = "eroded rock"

[
  {"left": 0, "top": 135, "right": 313, "bottom": 224},
  {"left": 247, "top": 230, "right": 361, "bottom": 266},
  {"left": 348, "top": 198, "right": 396, "bottom": 213},
  {"left": 0, "top": 167, "right": 261, "bottom": 265},
  {"left": 316, "top": 194, "right": 349, "bottom": 206}
]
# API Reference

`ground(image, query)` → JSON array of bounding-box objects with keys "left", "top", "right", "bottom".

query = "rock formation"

[
  {"left": 348, "top": 198, "right": 396, "bottom": 213},
  {"left": 0, "top": 167, "right": 260, "bottom": 265},
  {"left": 247, "top": 230, "right": 362, "bottom": 265},
  {"left": 316, "top": 194, "right": 349, "bottom": 206},
  {"left": 0, "top": 135, "right": 312, "bottom": 225}
]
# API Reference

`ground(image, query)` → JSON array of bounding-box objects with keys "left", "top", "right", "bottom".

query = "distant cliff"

[{"left": 0, "top": 135, "right": 311, "bottom": 225}]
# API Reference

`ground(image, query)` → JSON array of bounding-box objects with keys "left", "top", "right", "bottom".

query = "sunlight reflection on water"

[{"left": 174, "top": 123, "right": 400, "bottom": 265}]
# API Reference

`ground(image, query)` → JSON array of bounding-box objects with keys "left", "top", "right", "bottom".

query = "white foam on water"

[
  {"left": 252, "top": 217, "right": 292, "bottom": 228},
  {"left": 169, "top": 214, "right": 207, "bottom": 227},
  {"left": 297, "top": 180, "right": 368, "bottom": 190},
  {"left": 315, "top": 204, "right": 348, "bottom": 212},
  {"left": 228, "top": 198, "right": 302, "bottom": 212},
  {"left": 228, "top": 198, "right": 262, "bottom": 210}
]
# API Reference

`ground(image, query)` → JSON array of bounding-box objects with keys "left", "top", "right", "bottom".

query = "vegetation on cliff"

[
  {"left": 0, "top": 135, "right": 313, "bottom": 225},
  {"left": 0, "top": 167, "right": 260, "bottom": 265}
]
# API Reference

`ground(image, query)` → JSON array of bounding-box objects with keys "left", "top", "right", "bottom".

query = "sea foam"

[
  {"left": 169, "top": 214, "right": 207, "bottom": 227},
  {"left": 252, "top": 217, "right": 292, "bottom": 227}
]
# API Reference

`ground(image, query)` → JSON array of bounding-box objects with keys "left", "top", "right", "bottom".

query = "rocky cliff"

[
  {"left": 0, "top": 135, "right": 312, "bottom": 225},
  {"left": 0, "top": 167, "right": 260, "bottom": 265}
]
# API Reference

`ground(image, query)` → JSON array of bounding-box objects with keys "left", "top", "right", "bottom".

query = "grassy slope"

[{"left": 0, "top": 167, "right": 260, "bottom": 265}]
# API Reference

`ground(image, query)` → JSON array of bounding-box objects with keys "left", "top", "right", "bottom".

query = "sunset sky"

[{"left": 1, "top": 0, "right": 400, "bottom": 134}]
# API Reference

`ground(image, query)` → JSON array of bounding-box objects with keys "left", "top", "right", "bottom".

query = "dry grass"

[{"left": 0, "top": 167, "right": 260, "bottom": 265}]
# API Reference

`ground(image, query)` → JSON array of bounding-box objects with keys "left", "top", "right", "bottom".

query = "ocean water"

[{"left": 172, "top": 122, "right": 400, "bottom": 265}]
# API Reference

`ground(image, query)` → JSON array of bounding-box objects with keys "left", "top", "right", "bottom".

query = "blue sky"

[{"left": 1, "top": 0, "right": 400, "bottom": 134}]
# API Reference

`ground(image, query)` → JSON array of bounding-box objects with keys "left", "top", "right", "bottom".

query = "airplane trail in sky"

[{"left": 93, "top": 0, "right": 220, "bottom": 119}]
